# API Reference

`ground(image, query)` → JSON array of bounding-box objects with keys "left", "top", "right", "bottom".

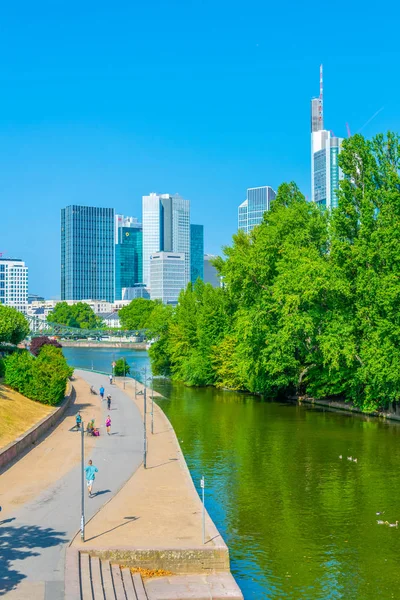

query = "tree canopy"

[
  {"left": 146, "top": 132, "right": 400, "bottom": 413},
  {"left": 47, "top": 302, "right": 102, "bottom": 329},
  {"left": 119, "top": 298, "right": 161, "bottom": 330},
  {"left": 0, "top": 305, "right": 30, "bottom": 345}
]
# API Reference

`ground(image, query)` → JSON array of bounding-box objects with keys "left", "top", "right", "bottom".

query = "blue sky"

[{"left": 1, "top": 0, "right": 399, "bottom": 298}]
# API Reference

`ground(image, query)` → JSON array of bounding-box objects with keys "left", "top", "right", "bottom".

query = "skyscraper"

[
  {"left": 0, "top": 258, "right": 28, "bottom": 313},
  {"left": 114, "top": 214, "right": 143, "bottom": 301},
  {"left": 61, "top": 205, "right": 114, "bottom": 302},
  {"left": 190, "top": 224, "right": 204, "bottom": 283},
  {"left": 142, "top": 193, "right": 190, "bottom": 288},
  {"left": 238, "top": 186, "right": 276, "bottom": 233},
  {"left": 203, "top": 254, "right": 220, "bottom": 288},
  {"left": 150, "top": 251, "right": 185, "bottom": 305},
  {"left": 311, "top": 65, "right": 344, "bottom": 209}
]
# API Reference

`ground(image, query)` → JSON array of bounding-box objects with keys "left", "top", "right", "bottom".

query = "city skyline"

[{"left": 0, "top": 2, "right": 396, "bottom": 298}]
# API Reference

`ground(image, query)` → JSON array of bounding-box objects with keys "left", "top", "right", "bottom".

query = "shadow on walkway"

[
  {"left": 91, "top": 489, "right": 111, "bottom": 498},
  {"left": 84, "top": 516, "right": 139, "bottom": 543},
  {"left": 0, "top": 522, "right": 66, "bottom": 596}
]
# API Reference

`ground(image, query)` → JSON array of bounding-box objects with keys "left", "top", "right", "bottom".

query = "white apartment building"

[
  {"left": 0, "top": 258, "right": 28, "bottom": 313},
  {"left": 150, "top": 252, "right": 185, "bottom": 305}
]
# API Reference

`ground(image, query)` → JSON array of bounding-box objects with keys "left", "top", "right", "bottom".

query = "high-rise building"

[
  {"left": 0, "top": 258, "right": 28, "bottom": 313},
  {"left": 311, "top": 65, "right": 344, "bottom": 209},
  {"left": 150, "top": 252, "right": 185, "bottom": 305},
  {"left": 61, "top": 205, "right": 114, "bottom": 302},
  {"left": 114, "top": 214, "right": 143, "bottom": 300},
  {"left": 203, "top": 254, "right": 220, "bottom": 288},
  {"left": 142, "top": 193, "right": 190, "bottom": 288},
  {"left": 238, "top": 186, "right": 276, "bottom": 233},
  {"left": 190, "top": 224, "right": 204, "bottom": 283}
]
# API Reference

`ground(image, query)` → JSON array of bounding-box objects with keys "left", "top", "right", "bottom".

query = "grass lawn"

[{"left": 0, "top": 383, "right": 55, "bottom": 449}]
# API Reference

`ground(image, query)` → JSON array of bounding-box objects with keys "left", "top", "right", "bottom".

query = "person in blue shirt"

[
  {"left": 75, "top": 411, "right": 82, "bottom": 430},
  {"left": 99, "top": 386, "right": 105, "bottom": 399},
  {"left": 85, "top": 459, "right": 98, "bottom": 497}
]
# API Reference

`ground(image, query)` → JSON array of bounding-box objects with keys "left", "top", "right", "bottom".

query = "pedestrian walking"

[
  {"left": 106, "top": 415, "right": 111, "bottom": 435},
  {"left": 107, "top": 394, "right": 111, "bottom": 410},
  {"left": 75, "top": 411, "right": 82, "bottom": 430},
  {"left": 85, "top": 459, "right": 98, "bottom": 498},
  {"left": 109, "top": 374, "right": 113, "bottom": 384},
  {"left": 99, "top": 385, "right": 105, "bottom": 400}
]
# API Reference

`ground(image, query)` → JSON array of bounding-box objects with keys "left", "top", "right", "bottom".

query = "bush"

[
  {"left": 4, "top": 346, "right": 73, "bottom": 406},
  {"left": 114, "top": 358, "right": 130, "bottom": 376},
  {"left": 30, "top": 336, "right": 62, "bottom": 357}
]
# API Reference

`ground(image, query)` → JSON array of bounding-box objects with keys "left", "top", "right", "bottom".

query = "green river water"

[{"left": 63, "top": 347, "right": 400, "bottom": 600}]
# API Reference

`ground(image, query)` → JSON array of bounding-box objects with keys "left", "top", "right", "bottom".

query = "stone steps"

[
  {"left": 78, "top": 553, "right": 149, "bottom": 600},
  {"left": 65, "top": 550, "right": 243, "bottom": 600}
]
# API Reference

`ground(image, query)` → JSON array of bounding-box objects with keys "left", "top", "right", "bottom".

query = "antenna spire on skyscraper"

[{"left": 319, "top": 64, "right": 323, "bottom": 128}]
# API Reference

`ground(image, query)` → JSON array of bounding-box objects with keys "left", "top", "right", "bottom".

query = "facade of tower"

[
  {"left": 190, "top": 224, "right": 204, "bottom": 283},
  {"left": 114, "top": 214, "right": 143, "bottom": 301},
  {"left": 238, "top": 186, "right": 276, "bottom": 233},
  {"left": 142, "top": 193, "right": 190, "bottom": 289},
  {"left": 0, "top": 258, "right": 28, "bottom": 313},
  {"left": 61, "top": 205, "right": 114, "bottom": 302},
  {"left": 311, "top": 66, "right": 344, "bottom": 209}
]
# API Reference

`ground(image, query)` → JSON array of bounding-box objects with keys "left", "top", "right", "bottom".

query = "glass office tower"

[
  {"left": 61, "top": 205, "right": 114, "bottom": 302},
  {"left": 190, "top": 224, "right": 204, "bottom": 283},
  {"left": 115, "top": 217, "right": 143, "bottom": 301},
  {"left": 238, "top": 187, "right": 276, "bottom": 233},
  {"left": 311, "top": 66, "right": 344, "bottom": 209}
]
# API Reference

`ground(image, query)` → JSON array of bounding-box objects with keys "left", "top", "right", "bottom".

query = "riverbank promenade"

[{"left": 1, "top": 371, "right": 242, "bottom": 599}]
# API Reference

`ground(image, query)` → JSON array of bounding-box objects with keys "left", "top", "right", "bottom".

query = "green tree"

[
  {"left": 0, "top": 305, "right": 29, "bottom": 345},
  {"left": 48, "top": 302, "right": 102, "bottom": 329},
  {"left": 114, "top": 357, "right": 130, "bottom": 376},
  {"left": 119, "top": 298, "right": 159, "bottom": 330}
]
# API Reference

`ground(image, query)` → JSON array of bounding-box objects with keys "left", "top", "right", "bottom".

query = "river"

[{"left": 64, "top": 347, "right": 400, "bottom": 600}]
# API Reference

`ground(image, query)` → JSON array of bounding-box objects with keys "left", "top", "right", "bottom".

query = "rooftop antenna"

[{"left": 319, "top": 64, "right": 324, "bottom": 128}]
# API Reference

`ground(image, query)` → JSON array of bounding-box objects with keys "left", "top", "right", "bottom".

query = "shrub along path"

[
  {"left": 0, "top": 371, "right": 143, "bottom": 600},
  {"left": 0, "top": 383, "right": 54, "bottom": 449}
]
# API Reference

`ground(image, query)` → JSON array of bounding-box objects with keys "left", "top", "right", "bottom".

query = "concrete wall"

[{"left": 0, "top": 382, "right": 74, "bottom": 472}]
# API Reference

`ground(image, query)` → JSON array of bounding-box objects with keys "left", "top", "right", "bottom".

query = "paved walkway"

[
  {"left": 0, "top": 371, "right": 143, "bottom": 600},
  {"left": 72, "top": 377, "right": 220, "bottom": 550}
]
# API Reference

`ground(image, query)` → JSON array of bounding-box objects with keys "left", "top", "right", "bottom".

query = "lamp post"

[
  {"left": 143, "top": 367, "right": 147, "bottom": 469},
  {"left": 151, "top": 376, "right": 154, "bottom": 435},
  {"left": 80, "top": 421, "right": 85, "bottom": 542}
]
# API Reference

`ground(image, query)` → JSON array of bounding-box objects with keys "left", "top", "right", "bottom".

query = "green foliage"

[
  {"left": 146, "top": 133, "right": 400, "bottom": 411},
  {"left": 4, "top": 346, "right": 73, "bottom": 406},
  {"left": 114, "top": 357, "right": 130, "bottom": 376},
  {"left": 48, "top": 302, "right": 103, "bottom": 329},
  {"left": 118, "top": 298, "right": 160, "bottom": 330},
  {"left": 0, "top": 305, "right": 30, "bottom": 345}
]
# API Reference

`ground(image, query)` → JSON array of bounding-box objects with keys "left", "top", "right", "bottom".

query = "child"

[
  {"left": 106, "top": 415, "right": 111, "bottom": 435},
  {"left": 75, "top": 411, "right": 82, "bottom": 430}
]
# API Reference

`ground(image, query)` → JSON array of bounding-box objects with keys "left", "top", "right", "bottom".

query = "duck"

[
  {"left": 347, "top": 456, "right": 353, "bottom": 461},
  {"left": 387, "top": 521, "right": 399, "bottom": 528},
  {"left": 339, "top": 455, "right": 342, "bottom": 459},
  {"left": 353, "top": 458, "right": 358, "bottom": 463},
  {"left": 376, "top": 511, "right": 385, "bottom": 516},
  {"left": 377, "top": 520, "right": 385, "bottom": 525}
]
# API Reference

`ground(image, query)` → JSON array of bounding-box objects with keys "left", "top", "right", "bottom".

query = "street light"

[
  {"left": 151, "top": 376, "right": 154, "bottom": 435},
  {"left": 80, "top": 421, "right": 85, "bottom": 542}
]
